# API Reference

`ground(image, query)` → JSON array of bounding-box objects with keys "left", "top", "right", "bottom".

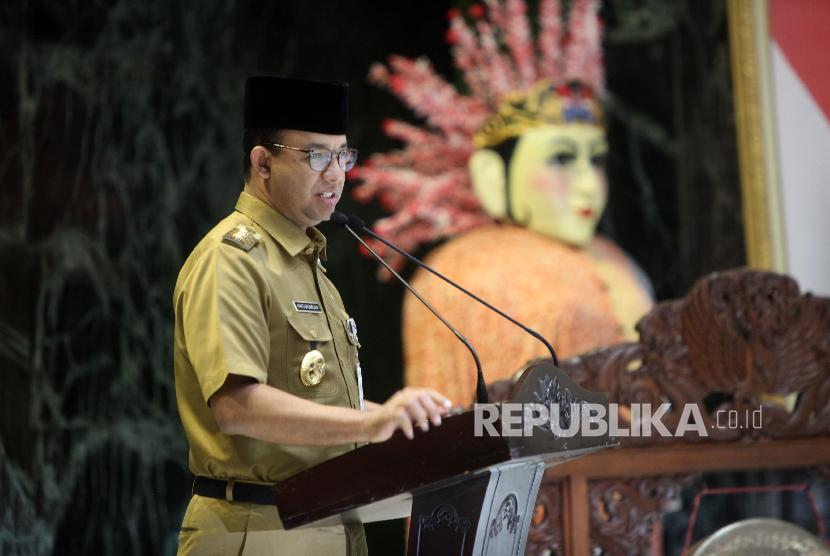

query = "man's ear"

[
  {"left": 250, "top": 146, "right": 271, "bottom": 180},
  {"left": 468, "top": 149, "right": 507, "bottom": 218}
]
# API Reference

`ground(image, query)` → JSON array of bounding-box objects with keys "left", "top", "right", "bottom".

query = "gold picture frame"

[{"left": 727, "top": 0, "right": 787, "bottom": 271}]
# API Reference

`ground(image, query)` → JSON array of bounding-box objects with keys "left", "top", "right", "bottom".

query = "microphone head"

[
  {"left": 346, "top": 213, "right": 366, "bottom": 231},
  {"left": 330, "top": 212, "right": 349, "bottom": 226}
]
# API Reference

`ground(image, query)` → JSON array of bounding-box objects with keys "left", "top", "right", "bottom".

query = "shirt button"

[{"left": 310, "top": 328, "right": 318, "bottom": 338}]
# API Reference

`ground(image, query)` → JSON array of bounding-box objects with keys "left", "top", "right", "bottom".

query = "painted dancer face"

[{"left": 470, "top": 123, "right": 608, "bottom": 247}]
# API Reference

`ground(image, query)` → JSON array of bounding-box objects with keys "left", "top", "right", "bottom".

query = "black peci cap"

[{"left": 244, "top": 76, "right": 349, "bottom": 134}]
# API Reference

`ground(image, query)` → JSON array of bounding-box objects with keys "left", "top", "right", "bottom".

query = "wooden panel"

[
  {"left": 548, "top": 436, "right": 830, "bottom": 478},
  {"left": 563, "top": 476, "right": 590, "bottom": 556}
]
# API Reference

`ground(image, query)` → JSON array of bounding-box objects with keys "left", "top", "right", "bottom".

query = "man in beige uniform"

[{"left": 174, "top": 76, "right": 451, "bottom": 555}]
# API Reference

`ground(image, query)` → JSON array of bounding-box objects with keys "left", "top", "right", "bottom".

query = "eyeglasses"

[{"left": 270, "top": 143, "right": 359, "bottom": 172}]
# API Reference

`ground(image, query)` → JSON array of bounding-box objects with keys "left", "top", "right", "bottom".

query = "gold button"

[{"left": 310, "top": 328, "right": 317, "bottom": 338}]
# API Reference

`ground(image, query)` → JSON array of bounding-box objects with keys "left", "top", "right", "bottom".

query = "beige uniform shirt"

[{"left": 173, "top": 191, "right": 363, "bottom": 484}]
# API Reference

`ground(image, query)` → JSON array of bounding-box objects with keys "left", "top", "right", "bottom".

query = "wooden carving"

[
  {"left": 552, "top": 270, "right": 830, "bottom": 445},
  {"left": 587, "top": 476, "right": 694, "bottom": 555},
  {"left": 524, "top": 478, "right": 565, "bottom": 555},
  {"left": 488, "top": 269, "right": 830, "bottom": 555}
]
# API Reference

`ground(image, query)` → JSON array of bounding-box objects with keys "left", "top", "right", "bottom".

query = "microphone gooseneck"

[
  {"left": 334, "top": 214, "right": 489, "bottom": 404},
  {"left": 355, "top": 219, "right": 560, "bottom": 367}
]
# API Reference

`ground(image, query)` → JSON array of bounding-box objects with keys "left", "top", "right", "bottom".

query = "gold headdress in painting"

[{"left": 352, "top": 0, "right": 605, "bottom": 272}]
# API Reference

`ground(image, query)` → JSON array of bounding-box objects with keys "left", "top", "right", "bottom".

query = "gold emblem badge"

[{"left": 300, "top": 349, "right": 326, "bottom": 387}]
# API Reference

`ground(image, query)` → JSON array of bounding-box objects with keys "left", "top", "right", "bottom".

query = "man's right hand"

[
  {"left": 362, "top": 387, "right": 452, "bottom": 443},
  {"left": 210, "top": 375, "right": 453, "bottom": 446}
]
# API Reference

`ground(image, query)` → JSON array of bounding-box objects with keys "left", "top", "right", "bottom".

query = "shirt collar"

[{"left": 234, "top": 191, "right": 327, "bottom": 259}]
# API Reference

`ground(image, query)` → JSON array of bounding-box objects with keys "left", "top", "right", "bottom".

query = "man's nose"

[{"left": 321, "top": 157, "right": 343, "bottom": 182}]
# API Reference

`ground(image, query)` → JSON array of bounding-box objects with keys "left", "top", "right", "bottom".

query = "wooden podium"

[{"left": 274, "top": 361, "right": 615, "bottom": 555}]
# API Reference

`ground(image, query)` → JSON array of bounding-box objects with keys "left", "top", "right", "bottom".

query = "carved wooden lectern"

[{"left": 273, "top": 361, "right": 615, "bottom": 556}]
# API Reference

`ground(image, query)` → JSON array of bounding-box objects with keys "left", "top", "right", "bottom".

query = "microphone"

[
  {"left": 331, "top": 212, "right": 489, "bottom": 404},
  {"left": 334, "top": 212, "right": 560, "bottom": 367}
]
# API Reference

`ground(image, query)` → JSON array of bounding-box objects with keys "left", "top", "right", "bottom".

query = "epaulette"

[{"left": 222, "top": 224, "right": 262, "bottom": 252}]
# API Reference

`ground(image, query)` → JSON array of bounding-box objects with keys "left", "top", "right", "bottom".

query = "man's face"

[
  {"left": 507, "top": 123, "right": 608, "bottom": 247},
  {"left": 265, "top": 129, "right": 348, "bottom": 230}
]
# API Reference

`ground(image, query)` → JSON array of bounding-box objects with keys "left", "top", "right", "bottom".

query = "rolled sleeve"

[{"left": 180, "top": 244, "right": 271, "bottom": 402}]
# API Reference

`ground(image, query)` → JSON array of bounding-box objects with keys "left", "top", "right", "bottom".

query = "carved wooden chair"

[{"left": 488, "top": 269, "right": 830, "bottom": 555}]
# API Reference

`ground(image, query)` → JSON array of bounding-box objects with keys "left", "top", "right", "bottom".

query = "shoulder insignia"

[{"left": 222, "top": 224, "right": 261, "bottom": 252}]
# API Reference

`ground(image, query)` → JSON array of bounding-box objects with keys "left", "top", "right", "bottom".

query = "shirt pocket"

[{"left": 284, "top": 312, "right": 339, "bottom": 399}]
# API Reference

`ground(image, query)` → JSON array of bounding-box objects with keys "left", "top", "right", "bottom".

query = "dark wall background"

[{"left": 0, "top": 1, "right": 746, "bottom": 554}]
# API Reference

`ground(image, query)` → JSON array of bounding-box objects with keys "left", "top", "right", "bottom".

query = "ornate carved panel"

[
  {"left": 588, "top": 475, "right": 695, "bottom": 555},
  {"left": 549, "top": 270, "right": 830, "bottom": 445},
  {"left": 489, "top": 270, "right": 830, "bottom": 555}
]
